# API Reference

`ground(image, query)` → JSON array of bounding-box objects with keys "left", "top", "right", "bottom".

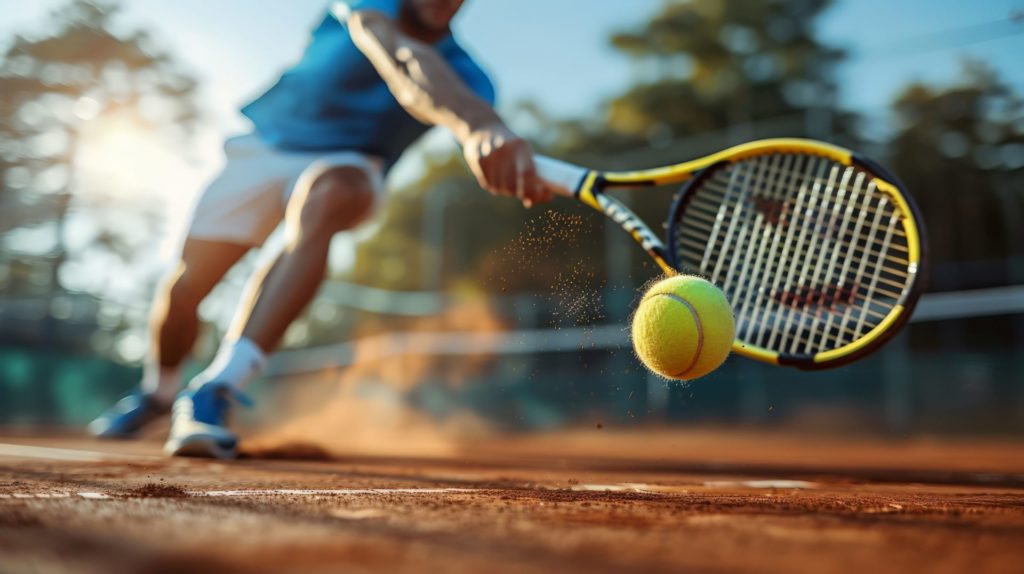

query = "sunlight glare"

[
  {"left": 72, "top": 96, "right": 102, "bottom": 121},
  {"left": 73, "top": 112, "right": 215, "bottom": 261}
]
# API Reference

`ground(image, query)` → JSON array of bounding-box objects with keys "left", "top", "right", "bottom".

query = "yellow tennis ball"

[{"left": 631, "top": 275, "right": 735, "bottom": 380}]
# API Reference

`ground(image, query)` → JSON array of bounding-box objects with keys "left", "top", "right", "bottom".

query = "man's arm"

[{"left": 348, "top": 10, "right": 550, "bottom": 206}]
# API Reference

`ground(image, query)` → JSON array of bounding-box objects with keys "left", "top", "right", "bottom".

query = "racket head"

[{"left": 664, "top": 142, "right": 927, "bottom": 370}]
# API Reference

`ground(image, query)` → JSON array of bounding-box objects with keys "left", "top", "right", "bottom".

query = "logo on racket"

[{"left": 598, "top": 195, "right": 665, "bottom": 253}]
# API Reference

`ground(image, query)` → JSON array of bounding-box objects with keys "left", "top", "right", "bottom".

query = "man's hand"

[
  {"left": 462, "top": 123, "right": 552, "bottom": 208},
  {"left": 349, "top": 15, "right": 551, "bottom": 207}
]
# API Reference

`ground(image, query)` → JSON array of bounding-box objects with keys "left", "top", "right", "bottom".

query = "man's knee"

[
  {"left": 160, "top": 240, "right": 248, "bottom": 315},
  {"left": 161, "top": 265, "right": 208, "bottom": 314},
  {"left": 289, "top": 166, "right": 377, "bottom": 240}
]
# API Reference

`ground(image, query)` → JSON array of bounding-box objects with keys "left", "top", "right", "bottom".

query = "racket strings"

[
  {"left": 755, "top": 160, "right": 900, "bottom": 353},
  {"left": 673, "top": 153, "right": 912, "bottom": 356},
  {"left": 741, "top": 155, "right": 824, "bottom": 352},
  {"left": 683, "top": 183, "right": 912, "bottom": 296},
  {"left": 759, "top": 159, "right": 900, "bottom": 352},
  {"left": 776, "top": 157, "right": 861, "bottom": 354},
  {"left": 691, "top": 172, "right": 910, "bottom": 253}
]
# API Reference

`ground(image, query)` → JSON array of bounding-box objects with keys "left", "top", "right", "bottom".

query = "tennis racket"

[{"left": 535, "top": 138, "right": 927, "bottom": 370}]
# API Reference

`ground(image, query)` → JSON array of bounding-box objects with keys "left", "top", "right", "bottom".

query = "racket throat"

[{"left": 595, "top": 192, "right": 674, "bottom": 274}]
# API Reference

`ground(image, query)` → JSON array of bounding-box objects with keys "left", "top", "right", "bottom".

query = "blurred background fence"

[
  {"left": 1, "top": 0, "right": 1022, "bottom": 437},
  {"left": 4, "top": 273, "right": 1021, "bottom": 436}
]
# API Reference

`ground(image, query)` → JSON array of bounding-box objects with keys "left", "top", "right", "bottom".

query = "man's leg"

[
  {"left": 166, "top": 164, "right": 377, "bottom": 458},
  {"left": 147, "top": 239, "right": 252, "bottom": 390},
  {"left": 89, "top": 239, "right": 250, "bottom": 438},
  {"left": 237, "top": 165, "right": 377, "bottom": 350}
]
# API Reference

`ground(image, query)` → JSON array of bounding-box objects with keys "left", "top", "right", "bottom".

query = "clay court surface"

[{"left": 2, "top": 431, "right": 1023, "bottom": 574}]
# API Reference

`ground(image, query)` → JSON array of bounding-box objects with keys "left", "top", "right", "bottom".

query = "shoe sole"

[
  {"left": 89, "top": 424, "right": 138, "bottom": 440},
  {"left": 164, "top": 435, "right": 237, "bottom": 459},
  {"left": 89, "top": 410, "right": 169, "bottom": 440}
]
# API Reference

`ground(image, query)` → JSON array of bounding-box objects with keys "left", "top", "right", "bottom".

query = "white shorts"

[{"left": 186, "top": 133, "right": 386, "bottom": 246}]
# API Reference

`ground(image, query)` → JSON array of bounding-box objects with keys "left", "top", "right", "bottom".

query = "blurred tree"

[
  {"left": 0, "top": 0, "right": 199, "bottom": 358},
  {"left": 343, "top": 0, "right": 859, "bottom": 333},
  {"left": 348, "top": 149, "right": 604, "bottom": 308},
  {"left": 555, "top": 0, "right": 857, "bottom": 162},
  {"left": 342, "top": 151, "right": 574, "bottom": 326},
  {"left": 888, "top": 60, "right": 1024, "bottom": 292}
]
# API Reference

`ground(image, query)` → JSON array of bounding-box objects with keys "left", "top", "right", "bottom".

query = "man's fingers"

[
  {"left": 497, "top": 150, "right": 518, "bottom": 198},
  {"left": 470, "top": 160, "right": 494, "bottom": 195},
  {"left": 465, "top": 127, "right": 552, "bottom": 205},
  {"left": 479, "top": 153, "right": 503, "bottom": 195},
  {"left": 518, "top": 155, "right": 534, "bottom": 194},
  {"left": 515, "top": 151, "right": 531, "bottom": 201},
  {"left": 519, "top": 159, "right": 553, "bottom": 205},
  {"left": 513, "top": 147, "right": 551, "bottom": 207},
  {"left": 530, "top": 182, "right": 552, "bottom": 204}
]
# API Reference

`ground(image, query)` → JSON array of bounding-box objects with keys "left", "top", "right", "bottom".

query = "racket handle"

[{"left": 534, "top": 155, "right": 589, "bottom": 198}]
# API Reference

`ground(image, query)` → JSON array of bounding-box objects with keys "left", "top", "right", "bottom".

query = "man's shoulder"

[
  {"left": 329, "top": 0, "right": 401, "bottom": 22},
  {"left": 440, "top": 39, "right": 496, "bottom": 105}
]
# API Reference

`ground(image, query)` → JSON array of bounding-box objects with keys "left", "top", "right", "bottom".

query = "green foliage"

[
  {"left": 553, "top": 0, "right": 856, "bottom": 286},
  {"left": 563, "top": 0, "right": 849, "bottom": 154},
  {"left": 350, "top": 0, "right": 856, "bottom": 316},
  {"left": 887, "top": 60, "right": 1024, "bottom": 289},
  {"left": 351, "top": 151, "right": 601, "bottom": 296},
  {"left": 0, "top": 0, "right": 199, "bottom": 358}
]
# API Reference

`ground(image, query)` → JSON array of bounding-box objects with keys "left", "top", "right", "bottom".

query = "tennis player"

[{"left": 88, "top": 0, "right": 551, "bottom": 457}]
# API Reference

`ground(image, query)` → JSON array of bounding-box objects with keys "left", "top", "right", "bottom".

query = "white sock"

[
  {"left": 190, "top": 337, "right": 267, "bottom": 391},
  {"left": 140, "top": 361, "right": 181, "bottom": 405}
]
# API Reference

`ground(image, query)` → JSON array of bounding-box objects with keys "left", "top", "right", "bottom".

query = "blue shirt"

[{"left": 241, "top": 0, "right": 495, "bottom": 170}]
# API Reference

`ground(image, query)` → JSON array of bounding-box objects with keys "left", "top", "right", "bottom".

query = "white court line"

[
  {"left": 0, "top": 492, "right": 109, "bottom": 499},
  {"left": 0, "top": 443, "right": 158, "bottom": 462},
  {"left": 572, "top": 483, "right": 690, "bottom": 494},
  {"left": 571, "top": 483, "right": 646, "bottom": 493},
  {"left": 572, "top": 480, "right": 816, "bottom": 493},
  {"left": 192, "top": 488, "right": 476, "bottom": 497},
  {"left": 703, "top": 480, "right": 816, "bottom": 489},
  {"left": 1, "top": 483, "right": 821, "bottom": 501},
  {"left": 0, "top": 488, "right": 475, "bottom": 500}
]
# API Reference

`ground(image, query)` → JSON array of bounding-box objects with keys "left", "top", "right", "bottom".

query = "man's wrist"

[{"left": 457, "top": 111, "right": 505, "bottom": 144}]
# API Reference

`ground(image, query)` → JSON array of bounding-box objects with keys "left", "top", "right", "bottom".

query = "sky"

[
  {"left": 2, "top": 0, "right": 1017, "bottom": 132},
  {"left": 1, "top": 0, "right": 1022, "bottom": 258}
]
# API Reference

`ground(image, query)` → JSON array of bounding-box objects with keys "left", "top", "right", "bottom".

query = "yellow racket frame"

[{"left": 567, "top": 138, "right": 924, "bottom": 369}]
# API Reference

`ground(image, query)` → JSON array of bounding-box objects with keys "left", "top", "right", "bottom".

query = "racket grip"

[{"left": 534, "top": 155, "right": 588, "bottom": 198}]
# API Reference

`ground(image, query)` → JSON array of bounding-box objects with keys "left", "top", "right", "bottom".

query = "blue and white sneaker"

[
  {"left": 88, "top": 392, "right": 171, "bottom": 439},
  {"left": 163, "top": 382, "right": 251, "bottom": 459}
]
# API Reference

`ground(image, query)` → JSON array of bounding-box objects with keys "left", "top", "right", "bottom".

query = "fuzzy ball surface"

[{"left": 631, "top": 275, "right": 735, "bottom": 380}]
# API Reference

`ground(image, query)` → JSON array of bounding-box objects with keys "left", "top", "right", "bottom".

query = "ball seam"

[{"left": 657, "top": 293, "right": 704, "bottom": 378}]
